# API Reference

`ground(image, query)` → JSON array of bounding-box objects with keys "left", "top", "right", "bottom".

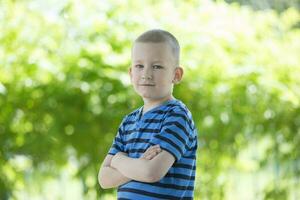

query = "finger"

[
  {"left": 148, "top": 145, "right": 160, "bottom": 150},
  {"left": 144, "top": 146, "right": 159, "bottom": 154},
  {"left": 142, "top": 146, "right": 161, "bottom": 159},
  {"left": 143, "top": 148, "right": 162, "bottom": 160},
  {"left": 146, "top": 153, "right": 156, "bottom": 160},
  {"left": 151, "top": 146, "right": 161, "bottom": 153},
  {"left": 145, "top": 148, "right": 161, "bottom": 156},
  {"left": 145, "top": 153, "right": 155, "bottom": 160},
  {"left": 147, "top": 151, "right": 160, "bottom": 160},
  {"left": 152, "top": 145, "right": 160, "bottom": 149},
  {"left": 150, "top": 145, "right": 161, "bottom": 151}
]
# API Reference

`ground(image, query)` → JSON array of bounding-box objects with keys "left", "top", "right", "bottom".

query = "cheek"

[
  {"left": 156, "top": 73, "right": 173, "bottom": 84},
  {"left": 133, "top": 74, "right": 141, "bottom": 83},
  {"left": 130, "top": 71, "right": 139, "bottom": 81},
  {"left": 130, "top": 71, "right": 137, "bottom": 80}
]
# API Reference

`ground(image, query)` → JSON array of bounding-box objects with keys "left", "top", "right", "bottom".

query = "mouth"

[{"left": 138, "top": 84, "right": 155, "bottom": 86}]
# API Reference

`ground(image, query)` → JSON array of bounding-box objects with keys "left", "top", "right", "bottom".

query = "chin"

[
  {"left": 138, "top": 91, "right": 152, "bottom": 98},
  {"left": 139, "top": 93, "right": 155, "bottom": 99},
  {"left": 141, "top": 94, "right": 154, "bottom": 99}
]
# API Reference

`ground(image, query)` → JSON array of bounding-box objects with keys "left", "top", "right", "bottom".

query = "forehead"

[{"left": 132, "top": 42, "right": 174, "bottom": 62}]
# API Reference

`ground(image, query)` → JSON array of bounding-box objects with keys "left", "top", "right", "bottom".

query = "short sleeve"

[
  {"left": 150, "top": 108, "right": 194, "bottom": 161},
  {"left": 108, "top": 120, "right": 125, "bottom": 155}
]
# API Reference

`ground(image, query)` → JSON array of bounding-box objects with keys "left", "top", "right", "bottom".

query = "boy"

[{"left": 98, "top": 29, "right": 198, "bottom": 199}]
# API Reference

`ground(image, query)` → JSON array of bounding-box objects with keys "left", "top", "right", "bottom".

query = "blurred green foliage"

[
  {"left": 0, "top": 0, "right": 299, "bottom": 199},
  {"left": 223, "top": 0, "right": 300, "bottom": 13}
]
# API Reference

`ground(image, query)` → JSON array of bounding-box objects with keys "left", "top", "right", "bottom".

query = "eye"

[
  {"left": 153, "top": 65, "right": 163, "bottom": 69},
  {"left": 135, "top": 64, "right": 144, "bottom": 69}
]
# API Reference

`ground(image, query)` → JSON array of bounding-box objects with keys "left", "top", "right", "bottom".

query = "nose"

[
  {"left": 142, "top": 75, "right": 153, "bottom": 80},
  {"left": 141, "top": 66, "right": 153, "bottom": 80}
]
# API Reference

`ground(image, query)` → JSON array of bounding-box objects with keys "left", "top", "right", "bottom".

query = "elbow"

[
  {"left": 98, "top": 171, "right": 106, "bottom": 189},
  {"left": 143, "top": 168, "right": 164, "bottom": 183},
  {"left": 145, "top": 173, "right": 162, "bottom": 183},
  {"left": 99, "top": 182, "right": 109, "bottom": 189},
  {"left": 98, "top": 170, "right": 112, "bottom": 189},
  {"left": 146, "top": 175, "right": 161, "bottom": 183},
  {"left": 99, "top": 180, "right": 110, "bottom": 189},
  {"left": 100, "top": 183, "right": 111, "bottom": 189}
]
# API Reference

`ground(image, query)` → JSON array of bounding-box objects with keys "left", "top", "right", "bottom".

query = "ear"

[
  {"left": 129, "top": 67, "right": 133, "bottom": 82},
  {"left": 172, "top": 67, "right": 184, "bottom": 84}
]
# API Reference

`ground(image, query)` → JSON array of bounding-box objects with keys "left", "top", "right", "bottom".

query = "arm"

[
  {"left": 98, "top": 154, "right": 131, "bottom": 189},
  {"left": 98, "top": 145, "right": 162, "bottom": 188},
  {"left": 111, "top": 150, "right": 175, "bottom": 183}
]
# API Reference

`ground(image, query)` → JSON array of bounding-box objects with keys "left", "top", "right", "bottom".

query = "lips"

[{"left": 138, "top": 83, "right": 155, "bottom": 86}]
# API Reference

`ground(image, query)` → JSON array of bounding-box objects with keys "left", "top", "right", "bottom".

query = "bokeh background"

[{"left": 1, "top": 0, "right": 300, "bottom": 199}]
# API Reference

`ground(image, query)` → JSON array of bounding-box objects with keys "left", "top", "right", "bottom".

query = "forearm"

[
  {"left": 111, "top": 153, "right": 154, "bottom": 182},
  {"left": 98, "top": 166, "right": 131, "bottom": 189}
]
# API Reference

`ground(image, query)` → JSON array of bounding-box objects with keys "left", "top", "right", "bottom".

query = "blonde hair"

[{"left": 135, "top": 29, "right": 180, "bottom": 65}]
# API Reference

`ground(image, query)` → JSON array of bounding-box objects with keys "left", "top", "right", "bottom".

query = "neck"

[{"left": 142, "top": 95, "right": 174, "bottom": 114}]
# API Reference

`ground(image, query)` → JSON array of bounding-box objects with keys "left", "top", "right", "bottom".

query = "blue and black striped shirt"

[{"left": 108, "top": 99, "right": 198, "bottom": 200}]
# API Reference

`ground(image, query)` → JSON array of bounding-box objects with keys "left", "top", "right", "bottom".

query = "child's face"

[{"left": 130, "top": 42, "right": 182, "bottom": 103}]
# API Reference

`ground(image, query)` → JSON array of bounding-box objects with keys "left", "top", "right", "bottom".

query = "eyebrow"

[
  {"left": 133, "top": 60, "right": 164, "bottom": 63},
  {"left": 152, "top": 60, "right": 164, "bottom": 63}
]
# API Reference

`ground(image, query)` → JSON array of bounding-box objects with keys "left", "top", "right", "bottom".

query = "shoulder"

[
  {"left": 165, "top": 100, "right": 196, "bottom": 130},
  {"left": 121, "top": 107, "right": 141, "bottom": 124},
  {"left": 162, "top": 99, "right": 190, "bottom": 114}
]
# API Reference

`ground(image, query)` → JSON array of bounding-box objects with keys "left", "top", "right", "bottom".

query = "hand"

[
  {"left": 111, "top": 152, "right": 128, "bottom": 169},
  {"left": 116, "top": 151, "right": 128, "bottom": 157},
  {"left": 140, "top": 145, "right": 162, "bottom": 160}
]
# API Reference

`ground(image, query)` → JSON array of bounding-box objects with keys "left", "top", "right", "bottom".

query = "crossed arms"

[{"left": 98, "top": 145, "right": 175, "bottom": 189}]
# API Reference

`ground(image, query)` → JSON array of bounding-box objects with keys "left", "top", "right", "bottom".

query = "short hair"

[{"left": 134, "top": 29, "right": 180, "bottom": 65}]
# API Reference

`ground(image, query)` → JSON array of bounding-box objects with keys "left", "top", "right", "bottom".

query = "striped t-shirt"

[{"left": 108, "top": 99, "right": 198, "bottom": 200}]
